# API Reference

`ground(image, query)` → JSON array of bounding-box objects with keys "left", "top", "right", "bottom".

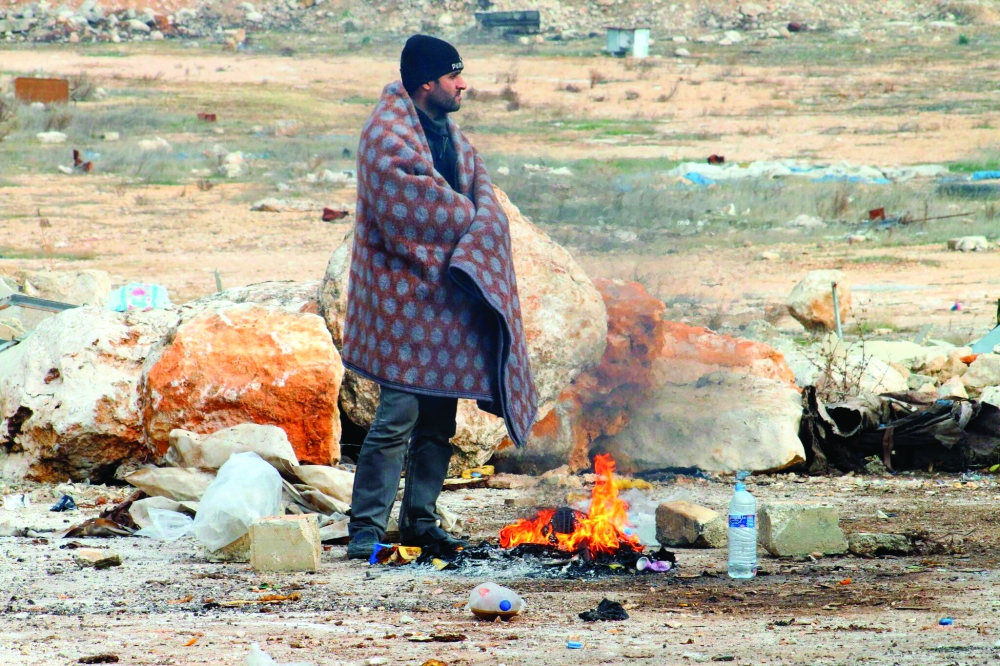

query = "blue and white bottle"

[{"left": 727, "top": 471, "right": 757, "bottom": 579}]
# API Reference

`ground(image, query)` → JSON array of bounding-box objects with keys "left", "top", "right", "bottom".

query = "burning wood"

[{"left": 498, "top": 453, "right": 643, "bottom": 558}]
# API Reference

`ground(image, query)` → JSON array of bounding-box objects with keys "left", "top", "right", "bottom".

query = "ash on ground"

[{"left": 408, "top": 542, "right": 677, "bottom": 580}]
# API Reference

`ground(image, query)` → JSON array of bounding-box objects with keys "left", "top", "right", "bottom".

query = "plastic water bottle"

[
  {"left": 728, "top": 471, "right": 757, "bottom": 579},
  {"left": 466, "top": 582, "right": 525, "bottom": 621}
]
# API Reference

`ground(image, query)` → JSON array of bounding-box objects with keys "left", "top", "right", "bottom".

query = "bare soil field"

[
  {"left": 3, "top": 473, "right": 1000, "bottom": 666},
  {"left": 5, "top": 27, "right": 1000, "bottom": 666}
]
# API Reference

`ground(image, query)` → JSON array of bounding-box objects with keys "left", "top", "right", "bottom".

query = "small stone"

[
  {"left": 847, "top": 533, "right": 914, "bottom": 557},
  {"left": 759, "top": 502, "right": 847, "bottom": 557},
  {"left": 73, "top": 548, "right": 122, "bottom": 569},
  {"left": 149, "top": 29, "right": 163, "bottom": 40},
  {"left": 36, "top": 131, "right": 68, "bottom": 144},
  {"left": 249, "top": 514, "right": 321, "bottom": 573},
  {"left": 786, "top": 269, "right": 851, "bottom": 332},
  {"left": 368, "top": 658, "right": 387, "bottom": 666},
  {"left": 674, "top": 47, "right": 691, "bottom": 57},
  {"left": 947, "top": 236, "right": 989, "bottom": 252},
  {"left": 962, "top": 354, "right": 1000, "bottom": 388},
  {"left": 938, "top": 376, "right": 968, "bottom": 399},
  {"left": 758, "top": 251, "right": 780, "bottom": 261},
  {"left": 655, "top": 500, "right": 727, "bottom": 548},
  {"left": 102, "top": 132, "right": 120, "bottom": 142}
]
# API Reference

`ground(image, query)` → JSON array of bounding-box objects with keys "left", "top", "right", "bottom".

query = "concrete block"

[
  {"left": 205, "top": 532, "right": 251, "bottom": 563},
  {"left": 250, "top": 514, "right": 321, "bottom": 573},
  {"left": 655, "top": 500, "right": 727, "bottom": 548},
  {"left": 847, "top": 533, "right": 913, "bottom": 557},
  {"left": 758, "top": 502, "right": 846, "bottom": 557}
]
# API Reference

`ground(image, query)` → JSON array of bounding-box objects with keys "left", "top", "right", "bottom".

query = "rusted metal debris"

[{"left": 14, "top": 77, "right": 70, "bottom": 104}]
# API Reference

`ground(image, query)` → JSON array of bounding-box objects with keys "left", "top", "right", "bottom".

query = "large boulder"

[
  {"left": 496, "top": 278, "right": 668, "bottom": 473},
  {"left": 141, "top": 303, "right": 344, "bottom": 466},
  {"left": 604, "top": 371, "right": 804, "bottom": 473},
  {"left": 498, "top": 280, "right": 804, "bottom": 474},
  {"left": 786, "top": 270, "right": 850, "bottom": 332},
  {"left": 319, "top": 186, "right": 607, "bottom": 471},
  {"left": 0, "top": 307, "right": 177, "bottom": 482},
  {"left": 15, "top": 269, "right": 112, "bottom": 329},
  {"left": 177, "top": 280, "right": 320, "bottom": 320}
]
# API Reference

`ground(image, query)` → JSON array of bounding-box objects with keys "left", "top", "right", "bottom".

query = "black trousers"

[{"left": 347, "top": 386, "right": 458, "bottom": 541}]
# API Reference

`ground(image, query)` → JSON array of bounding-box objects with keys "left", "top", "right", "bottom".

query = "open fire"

[{"left": 498, "top": 453, "right": 643, "bottom": 558}]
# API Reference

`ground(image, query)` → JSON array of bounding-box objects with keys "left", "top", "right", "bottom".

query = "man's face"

[{"left": 425, "top": 71, "right": 466, "bottom": 115}]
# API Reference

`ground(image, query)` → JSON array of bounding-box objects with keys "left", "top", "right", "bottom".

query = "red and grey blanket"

[{"left": 343, "top": 81, "right": 538, "bottom": 448}]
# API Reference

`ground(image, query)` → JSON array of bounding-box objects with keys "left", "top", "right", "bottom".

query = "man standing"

[{"left": 343, "top": 35, "right": 538, "bottom": 559}]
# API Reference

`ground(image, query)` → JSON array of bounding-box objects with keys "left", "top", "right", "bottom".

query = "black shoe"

[
  {"left": 347, "top": 533, "right": 379, "bottom": 560},
  {"left": 400, "top": 526, "right": 469, "bottom": 555}
]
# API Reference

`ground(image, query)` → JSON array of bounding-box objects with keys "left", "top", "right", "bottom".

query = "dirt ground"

[
  {"left": 4, "top": 42, "right": 1000, "bottom": 330},
  {"left": 5, "top": 34, "right": 1000, "bottom": 666},
  {"left": 2, "top": 472, "right": 1000, "bottom": 666}
]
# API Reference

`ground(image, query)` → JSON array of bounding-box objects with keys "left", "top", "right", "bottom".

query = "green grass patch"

[{"left": 846, "top": 255, "right": 943, "bottom": 267}]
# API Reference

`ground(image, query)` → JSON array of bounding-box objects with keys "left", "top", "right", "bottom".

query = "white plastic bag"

[
  {"left": 245, "top": 643, "right": 312, "bottom": 666},
  {"left": 193, "top": 452, "right": 282, "bottom": 551},
  {"left": 136, "top": 508, "right": 194, "bottom": 541},
  {"left": 466, "top": 582, "right": 525, "bottom": 620}
]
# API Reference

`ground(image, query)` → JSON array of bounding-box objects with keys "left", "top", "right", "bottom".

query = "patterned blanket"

[{"left": 343, "top": 82, "right": 538, "bottom": 448}]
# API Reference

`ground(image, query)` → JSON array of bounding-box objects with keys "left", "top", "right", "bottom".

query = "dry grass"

[{"left": 68, "top": 72, "right": 97, "bottom": 102}]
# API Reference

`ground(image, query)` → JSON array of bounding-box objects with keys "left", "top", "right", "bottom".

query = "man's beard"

[{"left": 427, "top": 84, "right": 461, "bottom": 115}]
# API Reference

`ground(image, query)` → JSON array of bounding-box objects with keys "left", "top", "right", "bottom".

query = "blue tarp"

[
  {"left": 681, "top": 172, "right": 715, "bottom": 186},
  {"left": 811, "top": 175, "right": 892, "bottom": 185}
]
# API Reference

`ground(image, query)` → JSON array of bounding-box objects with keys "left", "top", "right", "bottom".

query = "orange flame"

[{"left": 498, "top": 453, "right": 642, "bottom": 557}]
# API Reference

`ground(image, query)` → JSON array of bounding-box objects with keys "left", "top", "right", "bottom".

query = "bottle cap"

[{"left": 735, "top": 482, "right": 746, "bottom": 492}]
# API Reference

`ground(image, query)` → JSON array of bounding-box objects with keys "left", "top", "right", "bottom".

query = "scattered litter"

[
  {"left": 322, "top": 207, "right": 349, "bottom": 222},
  {"left": 61, "top": 517, "right": 134, "bottom": 538},
  {"left": 567, "top": 641, "right": 584, "bottom": 649},
  {"left": 136, "top": 508, "right": 194, "bottom": 541},
  {"left": 636, "top": 556, "right": 672, "bottom": 572},
  {"left": 667, "top": 159, "right": 946, "bottom": 185},
  {"left": 369, "top": 543, "right": 421, "bottom": 565},
  {"left": 680, "top": 172, "right": 715, "bottom": 186},
  {"left": 73, "top": 149, "right": 94, "bottom": 172},
  {"left": 939, "top": 617, "right": 954, "bottom": 626},
  {"left": 467, "top": 582, "right": 525, "bottom": 621},
  {"left": 4, "top": 493, "right": 31, "bottom": 510},
  {"left": 579, "top": 598, "right": 629, "bottom": 622},
  {"left": 198, "top": 112, "right": 218, "bottom": 122},
  {"left": 106, "top": 283, "right": 171, "bottom": 312},
  {"left": 951, "top": 302, "right": 963, "bottom": 311},
  {"left": 192, "top": 452, "right": 282, "bottom": 552},
  {"left": 461, "top": 465, "right": 495, "bottom": 479},
  {"left": 802, "top": 388, "right": 1000, "bottom": 473},
  {"left": 707, "top": 154, "right": 725, "bottom": 164},
  {"left": 245, "top": 642, "right": 312, "bottom": 666},
  {"left": 78, "top": 655, "right": 119, "bottom": 664},
  {"left": 50, "top": 495, "right": 77, "bottom": 512}
]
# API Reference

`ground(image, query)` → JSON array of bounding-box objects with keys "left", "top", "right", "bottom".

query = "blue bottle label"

[{"left": 729, "top": 515, "right": 755, "bottom": 528}]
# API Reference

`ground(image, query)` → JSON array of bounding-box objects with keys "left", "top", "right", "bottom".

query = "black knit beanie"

[{"left": 400, "top": 34, "right": 464, "bottom": 95}]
